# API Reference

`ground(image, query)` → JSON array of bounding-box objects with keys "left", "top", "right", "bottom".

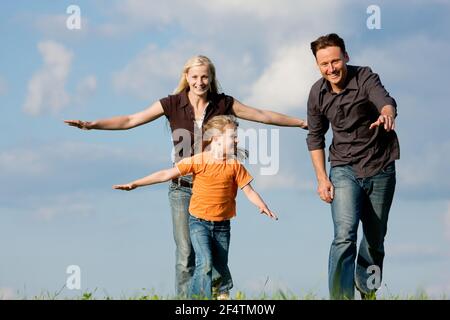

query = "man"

[{"left": 306, "top": 33, "right": 399, "bottom": 299}]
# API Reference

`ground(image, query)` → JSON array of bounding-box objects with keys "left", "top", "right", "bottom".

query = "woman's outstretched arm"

[
  {"left": 232, "top": 99, "right": 307, "bottom": 129},
  {"left": 64, "top": 101, "right": 164, "bottom": 130}
]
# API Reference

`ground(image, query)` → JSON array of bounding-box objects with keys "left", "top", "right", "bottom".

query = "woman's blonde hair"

[
  {"left": 173, "top": 55, "right": 221, "bottom": 94},
  {"left": 202, "top": 115, "right": 248, "bottom": 159}
]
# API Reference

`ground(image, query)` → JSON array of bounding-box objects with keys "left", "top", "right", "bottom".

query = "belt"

[{"left": 171, "top": 177, "right": 193, "bottom": 188}]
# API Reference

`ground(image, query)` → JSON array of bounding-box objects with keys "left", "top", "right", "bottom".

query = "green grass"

[
  {"left": 8, "top": 289, "right": 448, "bottom": 300},
  {"left": 5, "top": 284, "right": 448, "bottom": 300}
]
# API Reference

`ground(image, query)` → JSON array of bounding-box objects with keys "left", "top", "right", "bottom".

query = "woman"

[{"left": 65, "top": 55, "right": 307, "bottom": 298}]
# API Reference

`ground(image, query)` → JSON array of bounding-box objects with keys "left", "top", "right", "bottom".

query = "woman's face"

[{"left": 185, "top": 65, "right": 211, "bottom": 97}]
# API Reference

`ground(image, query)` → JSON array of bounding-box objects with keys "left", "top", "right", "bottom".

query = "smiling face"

[
  {"left": 185, "top": 65, "right": 211, "bottom": 97},
  {"left": 315, "top": 46, "right": 349, "bottom": 92},
  {"left": 212, "top": 124, "right": 238, "bottom": 159}
]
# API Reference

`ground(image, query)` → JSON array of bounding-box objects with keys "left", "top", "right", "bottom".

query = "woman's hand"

[
  {"left": 112, "top": 183, "right": 137, "bottom": 191},
  {"left": 299, "top": 119, "right": 308, "bottom": 130},
  {"left": 64, "top": 120, "right": 93, "bottom": 130}
]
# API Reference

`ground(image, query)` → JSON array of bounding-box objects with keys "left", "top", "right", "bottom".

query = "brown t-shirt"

[{"left": 160, "top": 89, "right": 235, "bottom": 162}]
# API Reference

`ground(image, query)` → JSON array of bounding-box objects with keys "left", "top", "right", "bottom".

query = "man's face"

[{"left": 315, "top": 46, "right": 349, "bottom": 90}]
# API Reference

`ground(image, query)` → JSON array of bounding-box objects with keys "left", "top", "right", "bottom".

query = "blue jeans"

[
  {"left": 328, "top": 162, "right": 396, "bottom": 300},
  {"left": 168, "top": 176, "right": 195, "bottom": 298},
  {"left": 168, "top": 176, "right": 222, "bottom": 298},
  {"left": 188, "top": 215, "right": 233, "bottom": 299}
]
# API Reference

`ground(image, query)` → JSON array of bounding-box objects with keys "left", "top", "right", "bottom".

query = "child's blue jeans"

[{"left": 188, "top": 215, "right": 233, "bottom": 299}]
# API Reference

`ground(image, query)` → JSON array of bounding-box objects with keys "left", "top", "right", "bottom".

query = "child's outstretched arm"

[
  {"left": 113, "top": 167, "right": 180, "bottom": 191},
  {"left": 242, "top": 183, "right": 278, "bottom": 220}
]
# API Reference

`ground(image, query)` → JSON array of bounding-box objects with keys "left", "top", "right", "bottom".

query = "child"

[{"left": 113, "top": 115, "right": 278, "bottom": 299}]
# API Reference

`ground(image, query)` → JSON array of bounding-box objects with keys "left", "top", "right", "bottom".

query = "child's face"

[{"left": 214, "top": 124, "right": 238, "bottom": 158}]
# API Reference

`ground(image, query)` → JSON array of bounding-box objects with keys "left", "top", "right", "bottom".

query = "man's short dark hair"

[{"left": 310, "top": 33, "right": 346, "bottom": 58}]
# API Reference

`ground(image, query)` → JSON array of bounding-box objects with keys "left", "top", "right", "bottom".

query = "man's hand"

[
  {"left": 369, "top": 105, "right": 396, "bottom": 132},
  {"left": 369, "top": 114, "right": 395, "bottom": 132},
  {"left": 317, "top": 179, "right": 334, "bottom": 203}
]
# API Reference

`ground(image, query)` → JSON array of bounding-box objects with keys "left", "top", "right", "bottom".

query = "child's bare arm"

[
  {"left": 113, "top": 167, "right": 181, "bottom": 191},
  {"left": 242, "top": 183, "right": 278, "bottom": 220}
]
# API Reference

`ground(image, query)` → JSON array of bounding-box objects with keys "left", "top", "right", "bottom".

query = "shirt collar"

[
  {"left": 320, "top": 65, "right": 359, "bottom": 93},
  {"left": 180, "top": 88, "right": 190, "bottom": 108},
  {"left": 180, "top": 88, "right": 214, "bottom": 108}
]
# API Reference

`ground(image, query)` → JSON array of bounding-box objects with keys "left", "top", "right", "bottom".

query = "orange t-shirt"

[{"left": 176, "top": 151, "right": 253, "bottom": 221}]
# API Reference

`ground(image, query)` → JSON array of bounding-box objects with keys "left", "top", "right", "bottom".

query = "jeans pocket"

[{"left": 189, "top": 215, "right": 205, "bottom": 233}]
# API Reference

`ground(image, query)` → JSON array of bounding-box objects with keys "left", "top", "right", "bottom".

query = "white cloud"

[
  {"left": 23, "top": 41, "right": 73, "bottom": 116},
  {"left": 107, "top": 0, "right": 342, "bottom": 37},
  {"left": 108, "top": 1, "right": 344, "bottom": 104},
  {"left": 75, "top": 75, "right": 97, "bottom": 103},
  {"left": 197, "top": 0, "right": 337, "bottom": 24},
  {"left": 110, "top": 40, "right": 320, "bottom": 108},
  {"left": 245, "top": 42, "right": 318, "bottom": 112},
  {"left": 112, "top": 43, "right": 190, "bottom": 100}
]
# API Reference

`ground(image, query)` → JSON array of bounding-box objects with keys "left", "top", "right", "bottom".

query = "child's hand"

[
  {"left": 113, "top": 183, "right": 136, "bottom": 191},
  {"left": 260, "top": 206, "right": 278, "bottom": 220}
]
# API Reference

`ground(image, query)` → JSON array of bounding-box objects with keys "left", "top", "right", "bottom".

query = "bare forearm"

[
  {"left": 114, "top": 167, "right": 180, "bottom": 191},
  {"left": 310, "top": 149, "right": 334, "bottom": 203},
  {"left": 131, "top": 169, "right": 176, "bottom": 188},
  {"left": 246, "top": 189, "right": 269, "bottom": 210},
  {"left": 89, "top": 115, "right": 133, "bottom": 130},
  {"left": 262, "top": 110, "right": 307, "bottom": 128},
  {"left": 310, "top": 149, "right": 328, "bottom": 182},
  {"left": 66, "top": 102, "right": 164, "bottom": 131},
  {"left": 233, "top": 100, "right": 307, "bottom": 129}
]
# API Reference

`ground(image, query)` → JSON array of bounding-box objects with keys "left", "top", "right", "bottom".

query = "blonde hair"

[
  {"left": 174, "top": 55, "right": 221, "bottom": 94},
  {"left": 202, "top": 115, "right": 248, "bottom": 159}
]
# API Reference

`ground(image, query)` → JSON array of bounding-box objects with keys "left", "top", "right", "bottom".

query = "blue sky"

[{"left": 1, "top": 0, "right": 450, "bottom": 299}]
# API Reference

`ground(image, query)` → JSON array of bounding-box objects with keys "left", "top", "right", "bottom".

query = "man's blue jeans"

[
  {"left": 328, "top": 162, "right": 396, "bottom": 300},
  {"left": 188, "top": 215, "right": 233, "bottom": 299}
]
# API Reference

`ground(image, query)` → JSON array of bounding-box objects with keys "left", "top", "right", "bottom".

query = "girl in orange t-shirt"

[{"left": 113, "top": 115, "right": 277, "bottom": 299}]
